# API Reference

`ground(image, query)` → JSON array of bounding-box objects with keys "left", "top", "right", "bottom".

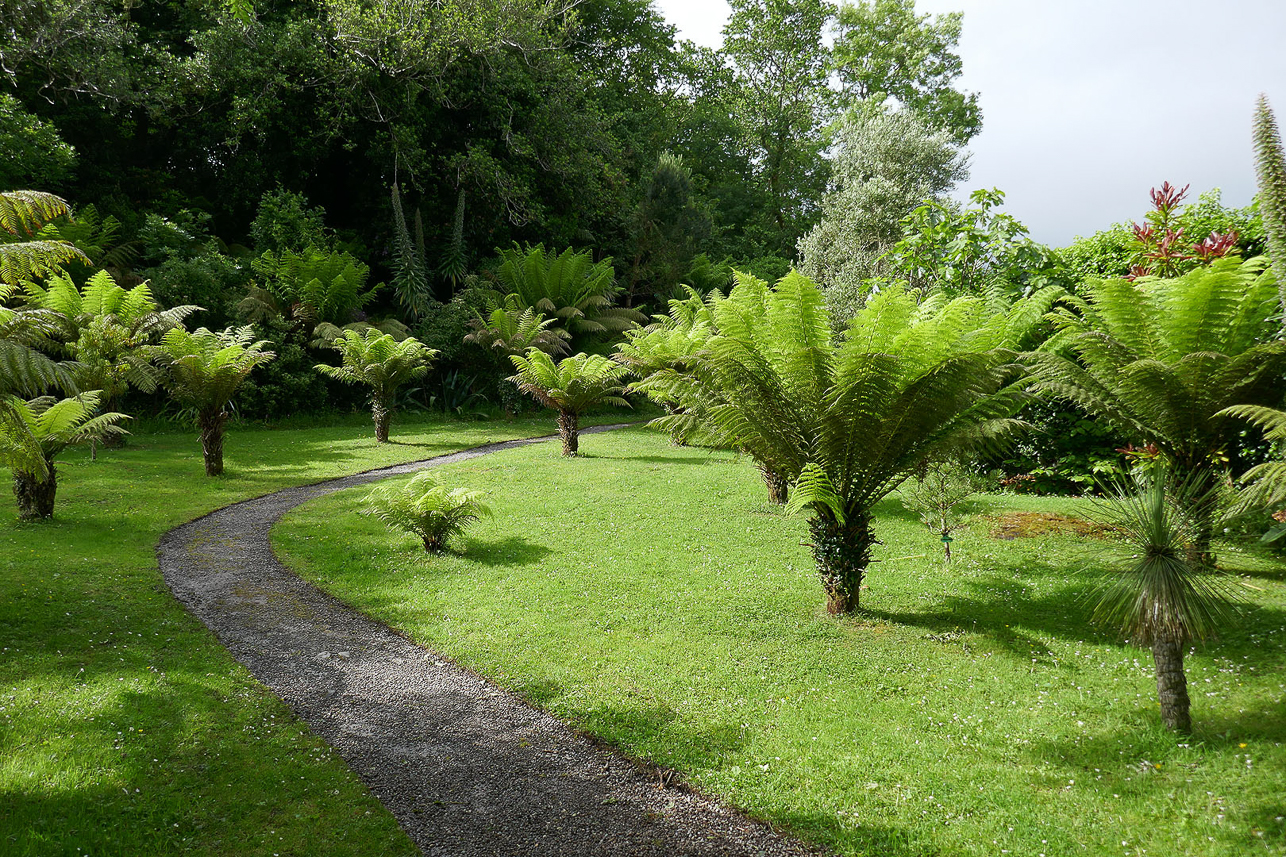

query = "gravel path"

[{"left": 157, "top": 426, "right": 826, "bottom": 857}]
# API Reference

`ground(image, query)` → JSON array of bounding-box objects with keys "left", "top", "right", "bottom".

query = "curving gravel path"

[{"left": 157, "top": 425, "right": 826, "bottom": 857}]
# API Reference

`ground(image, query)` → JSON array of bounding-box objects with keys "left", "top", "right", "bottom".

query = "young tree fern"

[
  {"left": 1088, "top": 468, "right": 1236, "bottom": 732},
  {"left": 464, "top": 293, "right": 570, "bottom": 359},
  {"left": 1027, "top": 256, "right": 1286, "bottom": 564},
  {"left": 0, "top": 391, "right": 127, "bottom": 520},
  {"left": 363, "top": 471, "right": 491, "bottom": 553},
  {"left": 315, "top": 329, "right": 437, "bottom": 442},
  {"left": 639, "top": 271, "right": 1056, "bottom": 612},
  {"left": 508, "top": 350, "right": 630, "bottom": 456},
  {"left": 1253, "top": 94, "right": 1286, "bottom": 325},
  {"left": 152, "top": 326, "right": 276, "bottom": 476}
]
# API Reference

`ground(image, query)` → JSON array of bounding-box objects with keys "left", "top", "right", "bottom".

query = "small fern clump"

[{"left": 363, "top": 471, "right": 491, "bottom": 554}]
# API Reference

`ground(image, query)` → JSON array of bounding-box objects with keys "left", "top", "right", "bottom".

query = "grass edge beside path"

[{"left": 0, "top": 411, "right": 628, "bottom": 857}]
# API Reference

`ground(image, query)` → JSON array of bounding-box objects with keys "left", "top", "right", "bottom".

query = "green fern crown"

[{"left": 363, "top": 471, "right": 492, "bottom": 553}]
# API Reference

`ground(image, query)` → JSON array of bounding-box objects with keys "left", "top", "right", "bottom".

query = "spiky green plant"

[
  {"left": 0, "top": 190, "right": 92, "bottom": 285},
  {"left": 152, "top": 326, "right": 276, "bottom": 476},
  {"left": 1027, "top": 256, "right": 1286, "bottom": 564},
  {"left": 0, "top": 391, "right": 127, "bottom": 520},
  {"left": 508, "top": 350, "right": 630, "bottom": 456},
  {"left": 491, "top": 244, "right": 644, "bottom": 349},
  {"left": 1088, "top": 468, "right": 1236, "bottom": 732},
  {"left": 315, "top": 329, "right": 437, "bottom": 442},
  {"left": 1253, "top": 94, "right": 1286, "bottom": 325},
  {"left": 363, "top": 470, "right": 491, "bottom": 553},
  {"left": 637, "top": 271, "right": 1057, "bottom": 613},
  {"left": 390, "top": 183, "right": 432, "bottom": 317}
]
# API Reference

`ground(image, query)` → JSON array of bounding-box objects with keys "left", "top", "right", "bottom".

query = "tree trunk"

[
  {"left": 558, "top": 409, "right": 579, "bottom": 456},
  {"left": 13, "top": 464, "right": 56, "bottom": 521},
  {"left": 809, "top": 510, "right": 876, "bottom": 614},
  {"left": 760, "top": 466, "right": 789, "bottom": 505},
  {"left": 372, "top": 395, "right": 391, "bottom": 443},
  {"left": 199, "top": 410, "right": 227, "bottom": 477},
  {"left": 1151, "top": 639, "right": 1192, "bottom": 732},
  {"left": 422, "top": 535, "right": 444, "bottom": 554}
]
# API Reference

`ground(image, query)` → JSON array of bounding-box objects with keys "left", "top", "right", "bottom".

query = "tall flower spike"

[{"left": 1253, "top": 94, "right": 1286, "bottom": 329}]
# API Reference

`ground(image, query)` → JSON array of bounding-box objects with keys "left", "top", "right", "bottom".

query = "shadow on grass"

[{"left": 460, "top": 535, "right": 555, "bottom": 568}]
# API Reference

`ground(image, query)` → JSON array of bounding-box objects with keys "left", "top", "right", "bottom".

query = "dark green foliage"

[
  {"left": 0, "top": 93, "right": 77, "bottom": 190},
  {"left": 235, "top": 323, "right": 333, "bottom": 422},
  {"left": 250, "top": 188, "right": 329, "bottom": 254}
]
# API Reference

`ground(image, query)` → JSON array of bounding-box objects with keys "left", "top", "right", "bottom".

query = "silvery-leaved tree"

[
  {"left": 639, "top": 270, "right": 1057, "bottom": 613},
  {"left": 508, "top": 350, "right": 630, "bottom": 456},
  {"left": 152, "top": 326, "right": 276, "bottom": 476},
  {"left": 315, "top": 329, "right": 437, "bottom": 442}
]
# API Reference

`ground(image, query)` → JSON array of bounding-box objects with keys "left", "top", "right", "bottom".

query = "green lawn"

[
  {"left": 275, "top": 427, "right": 1286, "bottom": 857},
  {"left": 0, "top": 411, "right": 626, "bottom": 856}
]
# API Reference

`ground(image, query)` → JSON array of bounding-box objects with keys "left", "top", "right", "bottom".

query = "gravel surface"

[{"left": 157, "top": 426, "right": 827, "bottom": 857}]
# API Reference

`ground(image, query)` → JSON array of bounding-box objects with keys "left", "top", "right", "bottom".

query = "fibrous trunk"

[
  {"left": 199, "top": 410, "right": 227, "bottom": 477},
  {"left": 1151, "top": 638, "right": 1192, "bottom": 732},
  {"left": 761, "top": 466, "right": 789, "bottom": 505},
  {"left": 422, "top": 535, "right": 444, "bottom": 553},
  {"left": 13, "top": 463, "right": 56, "bottom": 521},
  {"left": 809, "top": 510, "right": 875, "bottom": 614},
  {"left": 558, "top": 409, "right": 579, "bottom": 456},
  {"left": 373, "top": 395, "right": 391, "bottom": 443}
]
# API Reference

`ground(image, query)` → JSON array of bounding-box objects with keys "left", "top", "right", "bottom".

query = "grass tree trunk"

[
  {"left": 760, "top": 466, "right": 789, "bottom": 505},
  {"left": 13, "top": 462, "right": 56, "bottom": 521},
  {"left": 809, "top": 510, "right": 876, "bottom": 614},
  {"left": 558, "top": 409, "right": 579, "bottom": 456},
  {"left": 372, "top": 394, "right": 391, "bottom": 443},
  {"left": 1151, "top": 638, "right": 1192, "bottom": 732},
  {"left": 199, "top": 410, "right": 227, "bottom": 477}
]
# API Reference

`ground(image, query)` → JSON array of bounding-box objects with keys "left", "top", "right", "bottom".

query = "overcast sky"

[{"left": 652, "top": 0, "right": 1286, "bottom": 247}]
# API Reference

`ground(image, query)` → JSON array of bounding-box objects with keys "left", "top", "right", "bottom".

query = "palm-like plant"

[
  {"left": 464, "top": 293, "right": 571, "bottom": 358},
  {"left": 363, "top": 471, "right": 491, "bottom": 553},
  {"left": 153, "top": 326, "right": 276, "bottom": 476},
  {"left": 1088, "top": 468, "right": 1235, "bottom": 732},
  {"left": 0, "top": 391, "right": 127, "bottom": 520},
  {"left": 315, "top": 329, "right": 437, "bottom": 442},
  {"left": 638, "top": 272, "right": 1055, "bottom": 613},
  {"left": 1028, "top": 256, "right": 1286, "bottom": 564},
  {"left": 0, "top": 190, "right": 91, "bottom": 285},
  {"left": 490, "top": 244, "right": 644, "bottom": 348},
  {"left": 508, "top": 350, "right": 630, "bottom": 456}
]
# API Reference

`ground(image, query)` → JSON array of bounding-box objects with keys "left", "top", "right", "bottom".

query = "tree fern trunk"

[
  {"left": 809, "top": 510, "right": 875, "bottom": 614},
  {"left": 372, "top": 394, "right": 391, "bottom": 443},
  {"left": 760, "top": 466, "right": 789, "bottom": 505},
  {"left": 14, "top": 463, "right": 56, "bottom": 520},
  {"left": 1151, "top": 639, "right": 1192, "bottom": 732},
  {"left": 199, "top": 410, "right": 227, "bottom": 477},
  {"left": 558, "top": 409, "right": 579, "bottom": 456}
]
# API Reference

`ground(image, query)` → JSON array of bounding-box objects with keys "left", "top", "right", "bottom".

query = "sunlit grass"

[
  {"left": 276, "top": 427, "right": 1286, "bottom": 857},
  {"left": 0, "top": 410, "right": 627, "bottom": 856}
]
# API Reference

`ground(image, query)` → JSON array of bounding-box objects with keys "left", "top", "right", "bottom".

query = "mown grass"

[
  {"left": 275, "top": 427, "right": 1286, "bottom": 857},
  {"left": 0, "top": 410, "right": 628, "bottom": 856}
]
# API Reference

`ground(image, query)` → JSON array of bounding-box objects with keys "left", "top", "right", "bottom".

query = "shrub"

[{"left": 363, "top": 471, "right": 491, "bottom": 553}]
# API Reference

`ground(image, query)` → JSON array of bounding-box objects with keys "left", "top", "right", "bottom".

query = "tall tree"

[
  {"left": 832, "top": 0, "right": 981, "bottom": 143},
  {"left": 722, "top": 0, "right": 835, "bottom": 255}
]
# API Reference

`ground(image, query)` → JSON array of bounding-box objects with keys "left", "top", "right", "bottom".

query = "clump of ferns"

[{"left": 362, "top": 471, "right": 492, "bottom": 554}]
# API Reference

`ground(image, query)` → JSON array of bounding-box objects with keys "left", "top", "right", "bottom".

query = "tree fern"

[
  {"left": 638, "top": 271, "right": 1042, "bottom": 613},
  {"left": 251, "top": 246, "right": 378, "bottom": 328},
  {"left": 0, "top": 391, "right": 127, "bottom": 519},
  {"left": 1029, "top": 256, "right": 1286, "bottom": 563},
  {"left": 152, "top": 327, "right": 275, "bottom": 476},
  {"left": 315, "top": 329, "right": 436, "bottom": 442},
  {"left": 363, "top": 471, "right": 490, "bottom": 553},
  {"left": 464, "top": 293, "right": 570, "bottom": 358},
  {"left": 508, "top": 350, "right": 630, "bottom": 455},
  {"left": 0, "top": 191, "right": 91, "bottom": 285}
]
